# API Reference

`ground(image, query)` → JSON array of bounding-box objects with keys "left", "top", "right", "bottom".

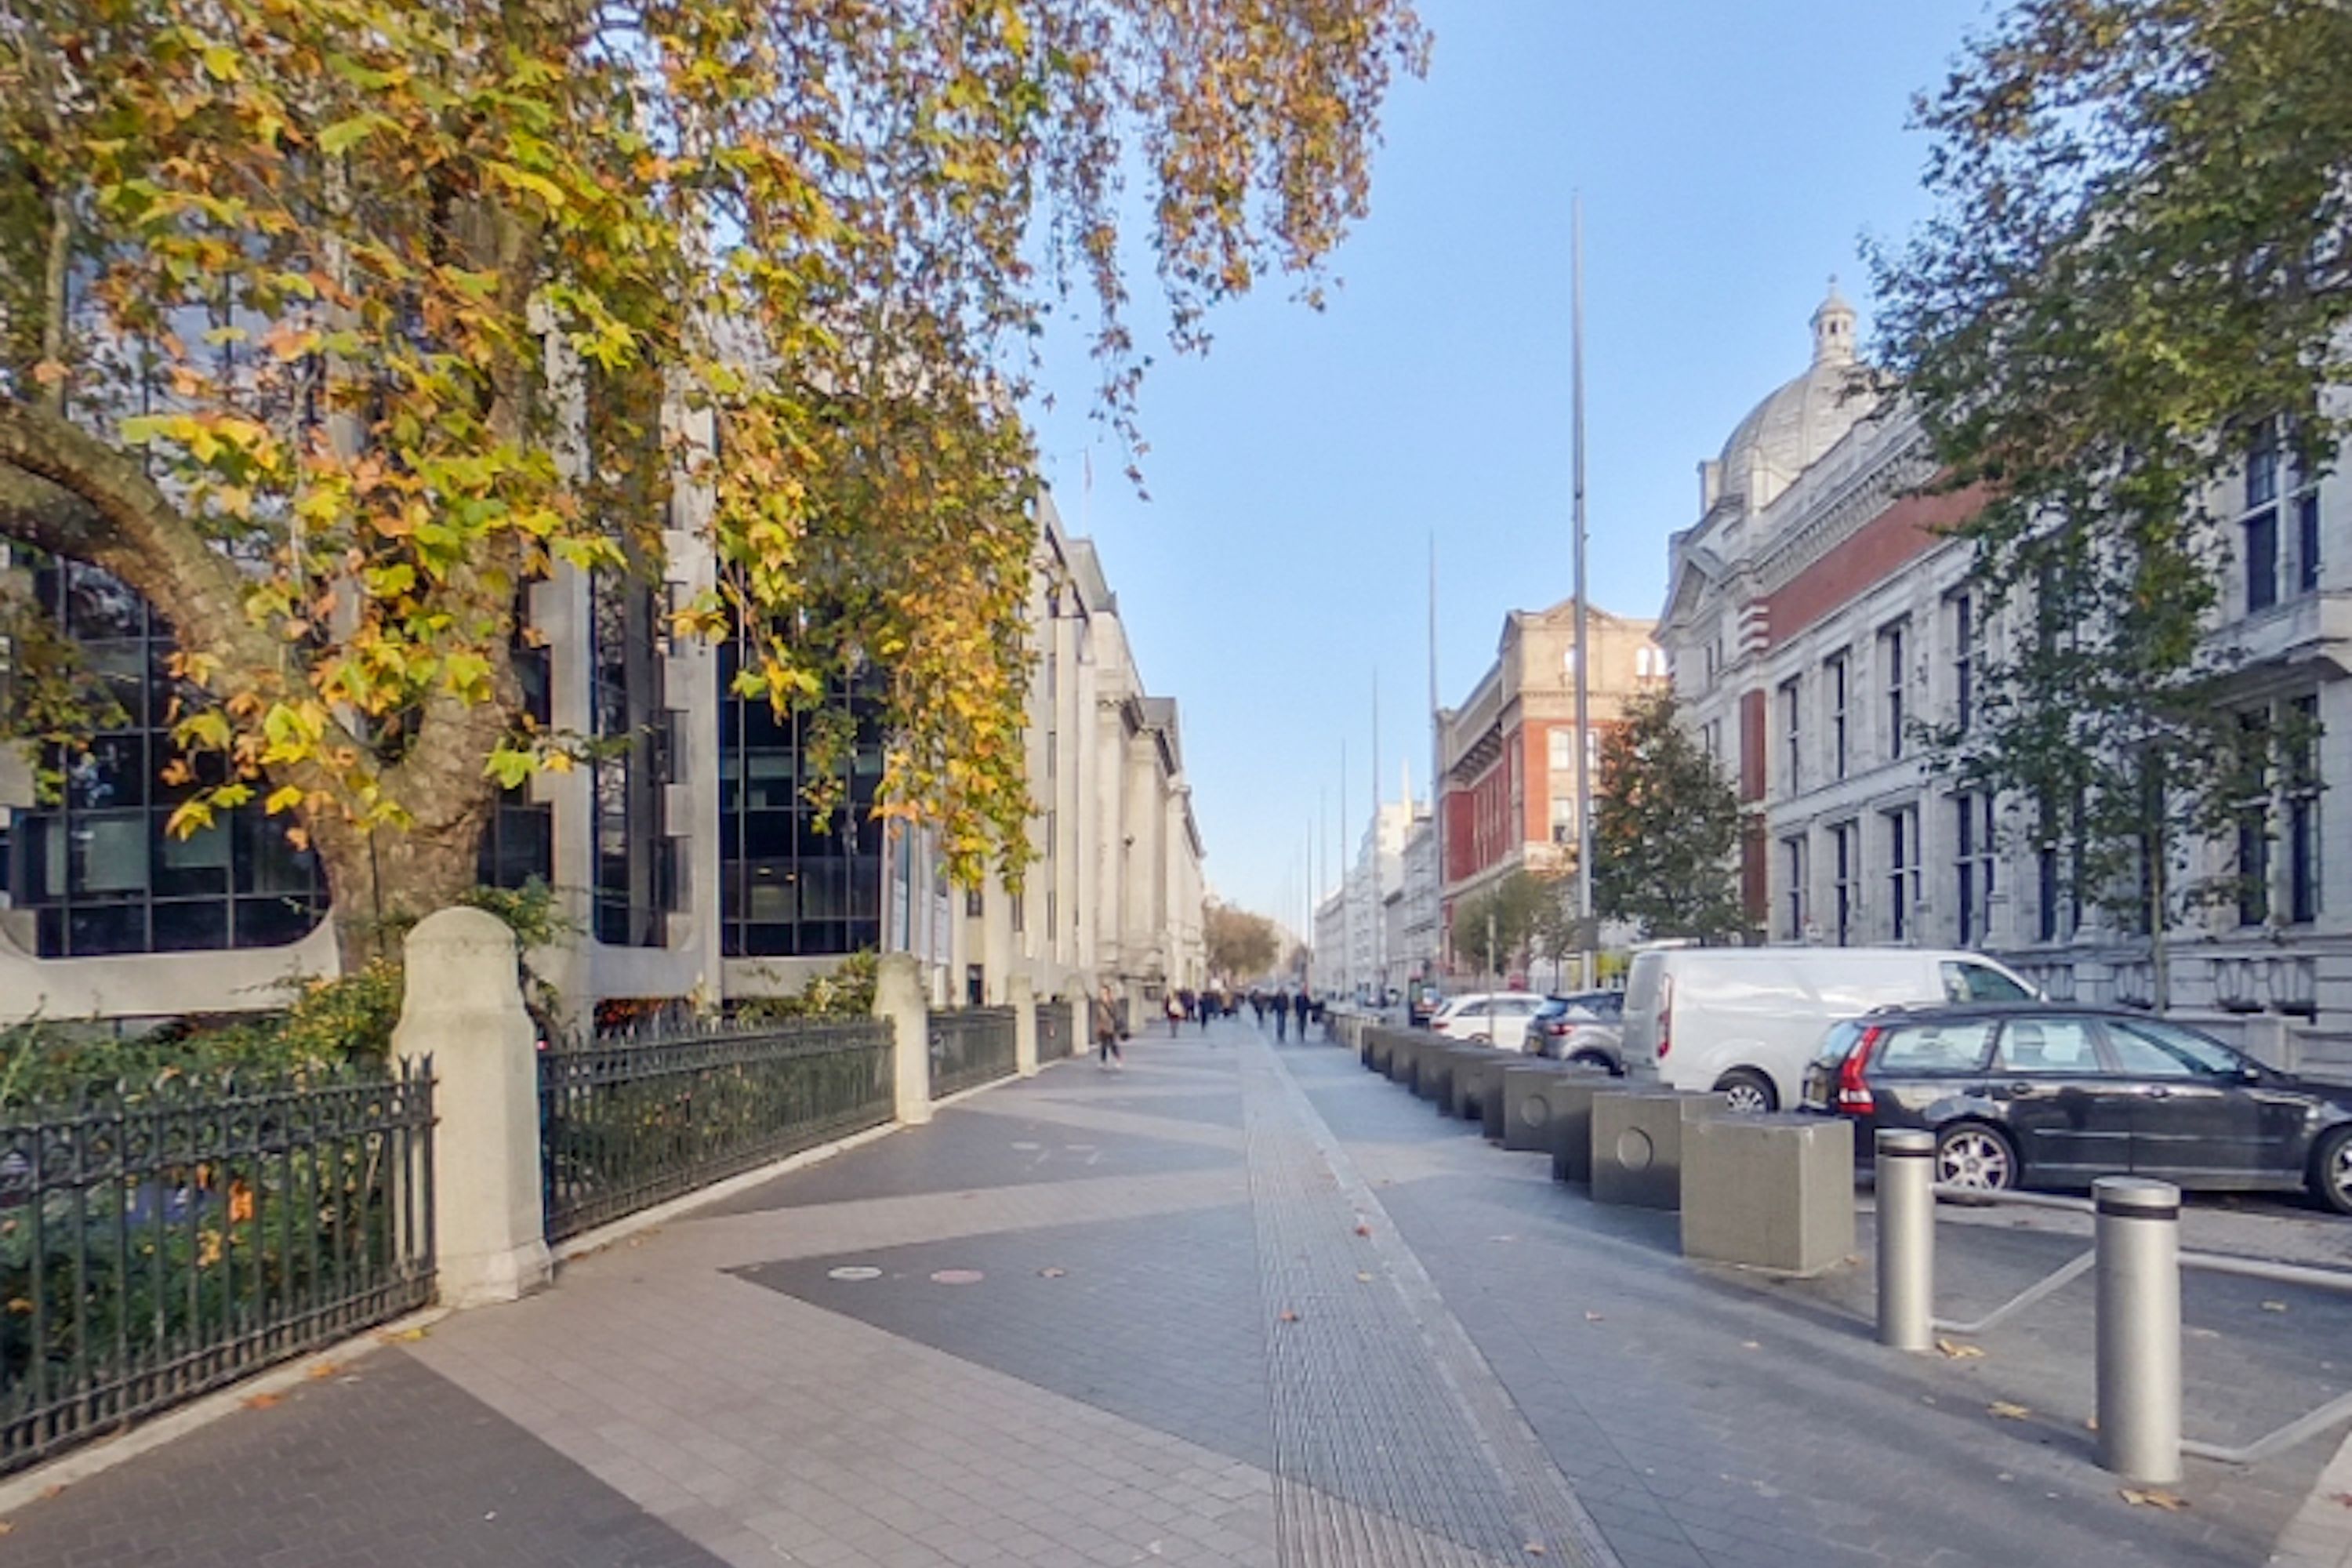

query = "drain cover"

[
  {"left": 827, "top": 1266, "right": 883, "bottom": 1282},
  {"left": 930, "top": 1269, "right": 985, "bottom": 1285}
]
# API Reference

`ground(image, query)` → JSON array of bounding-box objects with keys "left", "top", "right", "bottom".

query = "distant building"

[{"left": 1436, "top": 596, "right": 1664, "bottom": 975}]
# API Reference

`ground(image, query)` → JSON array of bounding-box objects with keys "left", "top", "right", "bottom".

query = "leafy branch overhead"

[{"left": 0, "top": 0, "right": 1428, "bottom": 960}]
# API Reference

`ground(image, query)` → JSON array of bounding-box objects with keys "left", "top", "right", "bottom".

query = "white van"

[{"left": 1620, "top": 946, "right": 2038, "bottom": 1112}]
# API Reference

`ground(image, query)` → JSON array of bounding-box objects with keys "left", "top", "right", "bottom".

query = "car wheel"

[
  {"left": 2309, "top": 1127, "right": 2352, "bottom": 1216},
  {"left": 1715, "top": 1069, "right": 1777, "bottom": 1114},
  {"left": 1467, "top": 1033, "right": 1490, "bottom": 1047},
  {"left": 1936, "top": 1123, "right": 2017, "bottom": 1192},
  {"left": 1570, "top": 1051, "right": 1621, "bottom": 1076}
]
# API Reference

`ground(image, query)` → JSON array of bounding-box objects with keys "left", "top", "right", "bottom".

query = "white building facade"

[{"left": 1659, "top": 285, "right": 2352, "bottom": 1073}]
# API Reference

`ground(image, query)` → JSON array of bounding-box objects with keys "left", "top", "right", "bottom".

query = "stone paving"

[{"left": 5, "top": 1015, "right": 2350, "bottom": 1568}]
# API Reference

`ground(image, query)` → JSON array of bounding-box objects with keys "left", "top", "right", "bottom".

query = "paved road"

[{"left": 5, "top": 1018, "right": 2348, "bottom": 1567}]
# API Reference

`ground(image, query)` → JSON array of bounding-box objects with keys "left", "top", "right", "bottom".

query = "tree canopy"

[
  {"left": 1591, "top": 686, "right": 1741, "bottom": 943},
  {"left": 1203, "top": 899, "right": 1279, "bottom": 983},
  {"left": 0, "top": 0, "right": 1427, "bottom": 960},
  {"left": 1872, "top": 0, "right": 2352, "bottom": 999}
]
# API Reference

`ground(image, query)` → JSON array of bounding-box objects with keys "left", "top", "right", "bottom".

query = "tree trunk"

[{"left": 307, "top": 803, "right": 492, "bottom": 974}]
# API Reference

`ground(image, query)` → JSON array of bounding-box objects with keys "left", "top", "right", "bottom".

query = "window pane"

[
  {"left": 154, "top": 818, "right": 230, "bottom": 897},
  {"left": 2247, "top": 509, "right": 2278, "bottom": 612},
  {"left": 1992, "top": 1018, "right": 2097, "bottom": 1073},
  {"left": 71, "top": 811, "right": 149, "bottom": 893},
  {"left": 151, "top": 898, "right": 230, "bottom": 951},
  {"left": 1876, "top": 1021, "right": 1995, "bottom": 1075},
  {"left": 2107, "top": 1020, "right": 2241, "bottom": 1077}
]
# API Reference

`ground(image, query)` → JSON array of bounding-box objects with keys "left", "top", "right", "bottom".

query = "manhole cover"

[
  {"left": 930, "top": 1269, "right": 985, "bottom": 1286},
  {"left": 827, "top": 1266, "right": 883, "bottom": 1282}
]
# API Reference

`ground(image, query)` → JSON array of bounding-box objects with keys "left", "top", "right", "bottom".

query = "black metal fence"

[
  {"left": 539, "top": 1019, "right": 895, "bottom": 1242},
  {"left": 0, "top": 1062, "right": 436, "bottom": 1477},
  {"left": 930, "top": 1007, "right": 1017, "bottom": 1098},
  {"left": 1036, "top": 1000, "right": 1071, "bottom": 1062}
]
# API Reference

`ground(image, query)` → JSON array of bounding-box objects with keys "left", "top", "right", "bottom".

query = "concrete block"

[
  {"left": 1367, "top": 1029, "right": 1395, "bottom": 1075},
  {"left": 1418, "top": 1044, "right": 1475, "bottom": 1105},
  {"left": 875, "top": 953, "right": 931, "bottom": 1125},
  {"left": 1387, "top": 1032, "right": 1426, "bottom": 1091},
  {"left": 1541, "top": 1073, "right": 1616, "bottom": 1185},
  {"left": 1501, "top": 1061, "right": 1578, "bottom": 1152},
  {"left": 1680, "top": 1113, "right": 1857, "bottom": 1276},
  {"left": 1592, "top": 1089, "right": 1730, "bottom": 1211},
  {"left": 1451, "top": 1051, "right": 1506, "bottom": 1123}
]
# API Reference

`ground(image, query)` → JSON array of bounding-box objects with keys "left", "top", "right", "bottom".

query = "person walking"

[
  {"left": 1199, "top": 988, "right": 1217, "bottom": 1033},
  {"left": 1092, "top": 982, "right": 1124, "bottom": 1068},
  {"left": 1272, "top": 988, "right": 1291, "bottom": 1041},
  {"left": 1296, "top": 986, "right": 1316, "bottom": 1041},
  {"left": 1163, "top": 990, "right": 1183, "bottom": 1036},
  {"left": 1250, "top": 990, "right": 1265, "bottom": 1026}
]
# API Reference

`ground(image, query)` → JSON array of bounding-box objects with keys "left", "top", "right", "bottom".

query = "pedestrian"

[
  {"left": 1272, "top": 988, "right": 1290, "bottom": 1041},
  {"left": 1200, "top": 988, "right": 1217, "bottom": 1033},
  {"left": 1164, "top": 990, "right": 1182, "bottom": 1036},
  {"left": 1250, "top": 990, "right": 1265, "bottom": 1025},
  {"left": 1297, "top": 987, "right": 1316, "bottom": 1040},
  {"left": 1092, "top": 982, "right": 1124, "bottom": 1068}
]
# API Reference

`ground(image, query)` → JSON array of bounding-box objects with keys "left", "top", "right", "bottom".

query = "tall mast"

[{"left": 1571, "top": 193, "right": 1596, "bottom": 991}]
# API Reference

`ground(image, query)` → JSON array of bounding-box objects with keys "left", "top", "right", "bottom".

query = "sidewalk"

[{"left": 2, "top": 1018, "right": 2345, "bottom": 1567}]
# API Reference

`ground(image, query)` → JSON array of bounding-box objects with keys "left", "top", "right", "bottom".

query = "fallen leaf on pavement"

[
  {"left": 2328, "top": 1492, "right": 2352, "bottom": 1509},
  {"left": 306, "top": 1362, "right": 340, "bottom": 1380},
  {"left": 38, "top": 1486, "right": 62, "bottom": 1501},
  {"left": 0, "top": 1520, "right": 13, "bottom": 1534},
  {"left": 2086, "top": 1417, "right": 2100, "bottom": 1432},
  {"left": 1988, "top": 1402, "right": 2031, "bottom": 1421},
  {"left": 244, "top": 1392, "right": 281, "bottom": 1410},
  {"left": 1740, "top": 1341, "right": 1761, "bottom": 1350},
  {"left": 1356, "top": 1272, "right": 1374, "bottom": 1283},
  {"left": 1584, "top": 1312, "right": 1605, "bottom": 1323},
  {"left": 1353, "top": 1224, "right": 1372, "bottom": 1238},
  {"left": 376, "top": 1326, "right": 429, "bottom": 1344},
  {"left": 1523, "top": 1544, "right": 1546, "bottom": 1556},
  {"left": 2261, "top": 1301, "right": 2288, "bottom": 1313},
  {"left": 2120, "top": 1489, "right": 2189, "bottom": 1512},
  {"left": 1936, "top": 1338, "right": 1985, "bottom": 1360},
  {"left": 1278, "top": 1309, "right": 1300, "bottom": 1323},
  {"left": 1038, "top": 1267, "right": 1066, "bottom": 1279}
]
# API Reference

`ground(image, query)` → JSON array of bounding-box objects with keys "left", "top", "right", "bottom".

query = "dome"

[{"left": 1710, "top": 281, "right": 1871, "bottom": 514}]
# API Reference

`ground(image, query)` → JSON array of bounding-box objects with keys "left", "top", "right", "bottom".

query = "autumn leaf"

[
  {"left": 1988, "top": 1402, "right": 2031, "bottom": 1421},
  {"left": 1277, "top": 1309, "right": 1299, "bottom": 1323},
  {"left": 2119, "top": 1490, "right": 2189, "bottom": 1512},
  {"left": 244, "top": 1392, "right": 282, "bottom": 1410},
  {"left": 1037, "top": 1267, "right": 1065, "bottom": 1279},
  {"left": 1936, "top": 1338, "right": 1986, "bottom": 1360},
  {"left": 307, "top": 1362, "right": 341, "bottom": 1380}
]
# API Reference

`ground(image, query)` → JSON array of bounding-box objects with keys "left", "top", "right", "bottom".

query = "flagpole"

[{"left": 1571, "top": 192, "right": 1595, "bottom": 992}]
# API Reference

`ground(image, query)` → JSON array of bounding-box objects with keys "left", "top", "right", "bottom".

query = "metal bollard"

[
  {"left": 1875, "top": 1128, "right": 1936, "bottom": 1351},
  {"left": 2095, "top": 1176, "right": 2182, "bottom": 1484}
]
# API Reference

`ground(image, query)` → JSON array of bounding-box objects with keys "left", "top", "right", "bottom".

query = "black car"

[{"left": 1800, "top": 1001, "right": 2352, "bottom": 1214}]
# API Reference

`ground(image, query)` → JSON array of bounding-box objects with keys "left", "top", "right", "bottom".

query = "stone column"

[
  {"left": 392, "top": 907, "right": 550, "bottom": 1309},
  {"left": 873, "top": 952, "right": 932, "bottom": 1124},
  {"left": 1070, "top": 993, "right": 1090, "bottom": 1062},
  {"left": 1011, "top": 971, "right": 1039, "bottom": 1076}
]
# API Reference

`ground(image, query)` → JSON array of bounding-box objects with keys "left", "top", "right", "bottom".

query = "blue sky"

[{"left": 1025, "top": 0, "right": 1993, "bottom": 934}]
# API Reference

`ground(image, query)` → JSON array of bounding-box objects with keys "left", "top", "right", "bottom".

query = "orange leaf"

[{"left": 244, "top": 1392, "right": 282, "bottom": 1410}]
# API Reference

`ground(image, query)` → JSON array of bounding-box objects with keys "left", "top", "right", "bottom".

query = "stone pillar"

[
  {"left": 1070, "top": 993, "right": 1090, "bottom": 1062},
  {"left": 1011, "top": 971, "right": 1040, "bottom": 1076},
  {"left": 393, "top": 907, "right": 550, "bottom": 1309},
  {"left": 873, "top": 952, "right": 932, "bottom": 1124}
]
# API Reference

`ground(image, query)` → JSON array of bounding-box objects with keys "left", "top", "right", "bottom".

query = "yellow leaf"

[
  {"left": 1936, "top": 1338, "right": 1985, "bottom": 1360},
  {"left": 1988, "top": 1401, "right": 2031, "bottom": 1420},
  {"left": 2119, "top": 1489, "right": 2189, "bottom": 1511},
  {"left": 263, "top": 786, "right": 303, "bottom": 815}
]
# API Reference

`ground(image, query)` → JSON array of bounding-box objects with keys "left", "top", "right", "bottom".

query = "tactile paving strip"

[{"left": 1242, "top": 1037, "right": 1621, "bottom": 1568}]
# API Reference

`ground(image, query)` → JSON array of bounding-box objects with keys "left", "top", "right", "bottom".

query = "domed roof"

[{"left": 1714, "top": 281, "right": 1870, "bottom": 513}]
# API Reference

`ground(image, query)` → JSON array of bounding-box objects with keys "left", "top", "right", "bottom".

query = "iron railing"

[
  {"left": 539, "top": 1019, "right": 895, "bottom": 1242},
  {"left": 930, "top": 1007, "right": 1017, "bottom": 1098},
  {"left": 1036, "top": 1001, "right": 1071, "bottom": 1063},
  {"left": 0, "top": 1062, "right": 435, "bottom": 1476}
]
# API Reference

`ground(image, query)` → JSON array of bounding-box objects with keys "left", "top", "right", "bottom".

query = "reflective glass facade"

[
  {"left": 6, "top": 561, "right": 324, "bottom": 956},
  {"left": 716, "top": 644, "right": 884, "bottom": 956}
]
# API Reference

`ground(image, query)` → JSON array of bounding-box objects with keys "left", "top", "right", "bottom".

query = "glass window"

[
  {"left": 2104, "top": 1019, "right": 2243, "bottom": 1079},
  {"left": 2299, "top": 492, "right": 2322, "bottom": 594},
  {"left": 1875, "top": 1021, "right": 1996, "bottom": 1075},
  {"left": 1992, "top": 1018, "right": 2098, "bottom": 1073},
  {"left": 2246, "top": 508, "right": 2279, "bottom": 613},
  {"left": 1548, "top": 729, "right": 1572, "bottom": 771},
  {"left": 1940, "top": 960, "right": 2032, "bottom": 1002}
]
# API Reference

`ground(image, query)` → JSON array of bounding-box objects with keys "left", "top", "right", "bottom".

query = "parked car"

[
  {"left": 1429, "top": 992, "right": 1549, "bottom": 1053},
  {"left": 1532, "top": 991, "right": 1625, "bottom": 1073},
  {"left": 1620, "top": 946, "right": 2038, "bottom": 1112},
  {"left": 1798, "top": 1001, "right": 2352, "bottom": 1214}
]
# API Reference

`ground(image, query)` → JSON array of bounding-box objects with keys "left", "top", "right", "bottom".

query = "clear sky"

[{"left": 1025, "top": 0, "right": 1994, "bottom": 935}]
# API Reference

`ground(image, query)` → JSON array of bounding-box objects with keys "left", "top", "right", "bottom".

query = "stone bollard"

[
  {"left": 1070, "top": 993, "right": 1089, "bottom": 1062},
  {"left": 391, "top": 907, "right": 550, "bottom": 1309},
  {"left": 873, "top": 953, "right": 931, "bottom": 1125},
  {"left": 1011, "top": 972, "right": 1039, "bottom": 1078},
  {"left": 1679, "top": 1113, "right": 1855, "bottom": 1275}
]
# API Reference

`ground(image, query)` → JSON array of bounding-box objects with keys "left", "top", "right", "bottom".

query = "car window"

[
  {"left": 1991, "top": 1018, "right": 2098, "bottom": 1074},
  {"left": 1875, "top": 1020, "right": 1997, "bottom": 1075},
  {"left": 1940, "top": 961, "right": 2034, "bottom": 1003},
  {"left": 1813, "top": 1019, "right": 1865, "bottom": 1068},
  {"left": 2103, "top": 1019, "right": 2244, "bottom": 1079}
]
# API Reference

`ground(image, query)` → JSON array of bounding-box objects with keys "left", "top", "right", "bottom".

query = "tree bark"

[{"left": 307, "top": 793, "right": 493, "bottom": 972}]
